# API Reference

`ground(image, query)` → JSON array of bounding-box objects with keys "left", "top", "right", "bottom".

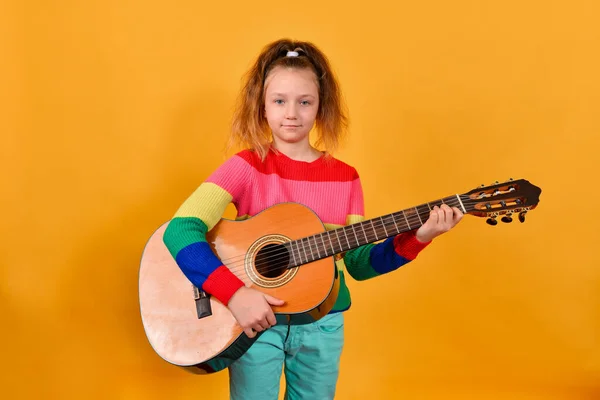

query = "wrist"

[
  {"left": 227, "top": 286, "right": 247, "bottom": 306},
  {"left": 414, "top": 229, "right": 432, "bottom": 243}
]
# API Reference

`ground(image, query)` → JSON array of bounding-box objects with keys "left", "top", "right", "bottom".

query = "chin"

[{"left": 273, "top": 132, "right": 309, "bottom": 143}]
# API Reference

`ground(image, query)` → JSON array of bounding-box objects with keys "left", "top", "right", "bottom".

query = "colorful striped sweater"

[{"left": 163, "top": 148, "right": 430, "bottom": 313}]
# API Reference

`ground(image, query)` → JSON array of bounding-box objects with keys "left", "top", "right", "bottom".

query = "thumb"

[{"left": 264, "top": 294, "right": 285, "bottom": 306}]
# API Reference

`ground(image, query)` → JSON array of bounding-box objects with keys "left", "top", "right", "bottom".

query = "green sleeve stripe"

[
  {"left": 163, "top": 217, "right": 209, "bottom": 258},
  {"left": 343, "top": 243, "right": 380, "bottom": 281}
]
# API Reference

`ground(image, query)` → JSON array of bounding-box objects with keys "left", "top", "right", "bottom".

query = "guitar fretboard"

[{"left": 285, "top": 195, "right": 466, "bottom": 267}]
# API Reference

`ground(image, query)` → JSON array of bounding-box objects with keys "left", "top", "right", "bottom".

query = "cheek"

[
  {"left": 307, "top": 105, "right": 319, "bottom": 121},
  {"left": 264, "top": 104, "right": 277, "bottom": 122}
]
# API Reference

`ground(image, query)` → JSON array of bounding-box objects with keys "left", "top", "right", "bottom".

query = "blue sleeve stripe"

[
  {"left": 369, "top": 237, "right": 411, "bottom": 274},
  {"left": 175, "top": 241, "right": 223, "bottom": 288}
]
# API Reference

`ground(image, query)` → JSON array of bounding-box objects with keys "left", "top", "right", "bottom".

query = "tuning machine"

[{"left": 519, "top": 211, "right": 527, "bottom": 223}]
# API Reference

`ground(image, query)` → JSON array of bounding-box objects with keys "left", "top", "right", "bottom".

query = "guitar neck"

[{"left": 286, "top": 194, "right": 468, "bottom": 268}]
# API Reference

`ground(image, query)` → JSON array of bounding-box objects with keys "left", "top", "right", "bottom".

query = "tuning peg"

[
  {"left": 519, "top": 211, "right": 527, "bottom": 223},
  {"left": 501, "top": 213, "right": 513, "bottom": 223},
  {"left": 486, "top": 217, "right": 498, "bottom": 226}
]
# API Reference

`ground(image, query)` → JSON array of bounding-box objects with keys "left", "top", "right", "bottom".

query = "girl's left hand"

[{"left": 415, "top": 204, "right": 463, "bottom": 243}]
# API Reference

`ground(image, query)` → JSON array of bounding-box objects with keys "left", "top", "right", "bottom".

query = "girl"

[{"left": 163, "top": 39, "right": 463, "bottom": 400}]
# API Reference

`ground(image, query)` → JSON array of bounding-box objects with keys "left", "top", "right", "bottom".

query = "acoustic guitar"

[{"left": 139, "top": 179, "right": 541, "bottom": 374}]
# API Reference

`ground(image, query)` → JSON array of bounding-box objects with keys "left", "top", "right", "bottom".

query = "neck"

[
  {"left": 286, "top": 194, "right": 468, "bottom": 268},
  {"left": 271, "top": 140, "right": 321, "bottom": 162}
]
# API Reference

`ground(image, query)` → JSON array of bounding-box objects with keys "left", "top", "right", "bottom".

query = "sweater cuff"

[
  {"left": 202, "top": 265, "right": 246, "bottom": 305},
  {"left": 393, "top": 231, "right": 431, "bottom": 260}
]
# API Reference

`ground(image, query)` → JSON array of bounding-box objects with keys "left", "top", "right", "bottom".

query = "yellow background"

[{"left": 2, "top": 1, "right": 599, "bottom": 399}]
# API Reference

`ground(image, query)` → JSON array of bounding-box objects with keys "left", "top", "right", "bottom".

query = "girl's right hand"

[{"left": 227, "top": 286, "right": 285, "bottom": 338}]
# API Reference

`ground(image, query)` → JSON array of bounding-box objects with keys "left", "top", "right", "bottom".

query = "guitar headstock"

[{"left": 461, "top": 179, "right": 542, "bottom": 225}]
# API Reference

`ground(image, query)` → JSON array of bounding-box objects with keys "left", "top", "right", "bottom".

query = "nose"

[{"left": 285, "top": 103, "right": 298, "bottom": 119}]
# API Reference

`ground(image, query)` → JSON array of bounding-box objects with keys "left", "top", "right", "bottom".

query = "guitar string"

[
  {"left": 209, "top": 197, "right": 478, "bottom": 278},
  {"left": 211, "top": 196, "right": 467, "bottom": 270},
  {"left": 203, "top": 197, "right": 482, "bottom": 278}
]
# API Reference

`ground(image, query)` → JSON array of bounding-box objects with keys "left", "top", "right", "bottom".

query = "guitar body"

[{"left": 139, "top": 203, "right": 339, "bottom": 374}]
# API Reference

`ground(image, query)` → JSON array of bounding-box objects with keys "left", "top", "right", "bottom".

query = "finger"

[
  {"left": 264, "top": 294, "right": 285, "bottom": 306},
  {"left": 452, "top": 207, "right": 464, "bottom": 223},
  {"left": 429, "top": 207, "right": 439, "bottom": 224},
  {"left": 442, "top": 204, "right": 453, "bottom": 225},
  {"left": 252, "top": 323, "right": 265, "bottom": 333},
  {"left": 436, "top": 206, "right": 446, "bottom": 224},
  {"left": 266, "top": 311, "right": 277, "bottom": 327},
  {"left": 257, "top": 318, "right": 270, "bottom": 330},
  {"left": 244, "top": 327, "right": 256, "bottom": 338}
]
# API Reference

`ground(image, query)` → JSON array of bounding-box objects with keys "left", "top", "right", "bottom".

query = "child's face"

[{"left": 264, "top": 66, "right": 319, "bottom": 147}]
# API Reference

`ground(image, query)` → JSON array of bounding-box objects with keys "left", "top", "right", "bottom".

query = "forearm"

[
  {"left": 162, "top": 182, "right": 245, "bottom": 304},
  {"left": 344, "top": 231, "right": 430, "bottom": 281}
]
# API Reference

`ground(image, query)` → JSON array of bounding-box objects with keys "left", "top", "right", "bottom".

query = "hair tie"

[{"left": 286, "top": 51, "right": 299, "bottom": 57}]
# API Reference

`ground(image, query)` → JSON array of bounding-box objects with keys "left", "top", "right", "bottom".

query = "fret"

[
  {"left": 291, "top": 241, "right": 297, "bottom": 265},
  {"left": 292, "top": 240, "right": 298, "bottom": 264},
  {"left": 289, "top": 242, "right": 297, "bottom": 267},
  {"left": 320, "top": 233, "right": 328, "bottom": 256},
  {"left": 432, "top": 198, "right": 450, "bottom": 208},
  {"left": 402, "top": 210, "right": 411, "bottom": 230},
  {"left": 327, "top": 231, "right": 335, "bottom": 254},
  {"left": 343, "top": 228, "right": 351, "bottom": 249},
  {"left": 415, "top": 207, "right": 423, "bottom": 224},
  {"left": 370, "top": 219, "right": 379, "bottom": 240},
  {"left": 316, "top": 234, "right": 322, "bottom": 258},
  {"left": 351, "top": 224, "right": 360, "bottom": 246},
  {"left": 308, "top": 237, "right": 315, "bottom": 260},
  {"left": 301, "top": 238, "right": 308, "bottom": 264},
  {"left": 455, "top": 194, "right": 467, "bottom": 213},
  {"left": 391, "top": 213, "right": 400, "bottom": 233},
  {"left": 444, "top": 197, "right": 460, "bottom": 211},
  {"left": 427, "top": 202, "right": 432, "bottom": 210},
  {"left": 294, "top": 240, "right": 300, "bottom": 264},
  {"left": 334, "top": 229, "right": 342, "bottom": 253},
  {"left": 380, "top": 216, "right": 389, "bottom": 236},
  {"left": 360, "top": 222, "right": 368, "bottom": 242}
]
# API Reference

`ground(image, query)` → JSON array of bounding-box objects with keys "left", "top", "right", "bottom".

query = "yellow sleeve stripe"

[
  {"left": 346, "top": 214, "right": 365, "bottom": 225},
  {"left": 173, "top": 182, "right": 233, "bottom": 230}
]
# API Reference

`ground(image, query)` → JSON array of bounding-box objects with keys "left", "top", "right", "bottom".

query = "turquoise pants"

[{"left": 228, "top": 312, "right": 345, "bottom": 400}]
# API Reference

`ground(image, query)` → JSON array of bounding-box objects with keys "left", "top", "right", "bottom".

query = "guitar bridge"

[{"left": 193, "top": 286, "right": 212, "bottom": 319}]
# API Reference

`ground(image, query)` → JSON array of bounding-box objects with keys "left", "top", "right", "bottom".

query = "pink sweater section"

[{"left": 206, "top": 149, "right": 364, "bottom": 225}]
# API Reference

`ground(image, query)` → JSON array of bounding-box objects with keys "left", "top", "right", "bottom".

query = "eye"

[
  {"left": 300, "top": 100, "right": 311, "bottom": 106},
  {"left": 274, "top": 99, "right": 284, "bottom": 105}
]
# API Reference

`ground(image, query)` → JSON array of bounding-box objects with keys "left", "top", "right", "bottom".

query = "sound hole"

[{"left": 255, "top": 243, "right": 290, "bottom": 279}]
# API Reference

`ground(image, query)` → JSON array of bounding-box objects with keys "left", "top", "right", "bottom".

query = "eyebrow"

[{"left": 269, "top": 93, "right": 316, "bottom": 99}]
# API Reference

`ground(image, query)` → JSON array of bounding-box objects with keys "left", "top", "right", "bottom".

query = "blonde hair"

[{"left": 229, "top": 39, "right": 348, "bottom": 159}]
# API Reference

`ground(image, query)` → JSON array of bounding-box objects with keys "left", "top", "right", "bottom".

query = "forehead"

[{"left": 264, "top": 67, "right": 319, "bottom": 94}]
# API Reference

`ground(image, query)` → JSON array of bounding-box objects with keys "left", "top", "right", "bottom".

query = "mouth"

[{"left": 282, "top": 125, "right": 301, "bottom": 128}]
